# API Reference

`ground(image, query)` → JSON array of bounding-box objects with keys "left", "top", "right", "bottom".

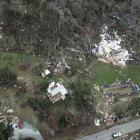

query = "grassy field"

[
  {"left": 93, "top": 62, "right": 140, "bottom": 85},
  {"left": 93, "top": 62, "right": 120, "bottom": 85},
  {"left": 122, "top": 65, "right": 140, "bottom": 84},
  {"left": 0, "top": 52, "right": 43, "bottom": 75}
]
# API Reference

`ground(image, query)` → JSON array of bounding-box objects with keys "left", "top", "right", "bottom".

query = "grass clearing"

[
  {"left": 121, "top": 65, "right": 140, "bottom": 84},
  {"left": 0, "top": 52, "right": 43, "bottom": 75},
  {"left": 0, "top": 52, "right": 25, "bottom": 74},
  {"left": 93, "top": 63, "right": 120, "bottom": 85},
  {"left": 92, "top": 63, "right": 140, "bottom": 85}
]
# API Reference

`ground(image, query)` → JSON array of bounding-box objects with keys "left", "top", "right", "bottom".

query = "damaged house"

[{"left": 47, "top": 82, "right": 68, "bottom": 103}]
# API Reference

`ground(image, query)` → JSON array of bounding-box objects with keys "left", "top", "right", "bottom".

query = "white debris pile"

[
  {"left": 94, "top": 118, "right": 101, "bottom": 126},
  {"left": 6, "top": 109, "right": 14, "bottom": 114},
  {"left": 8, "top": 120, "right": 44, "bottom": 140},
  {"left": 92, "top": 25, "right": 130, "bottom": 66}
]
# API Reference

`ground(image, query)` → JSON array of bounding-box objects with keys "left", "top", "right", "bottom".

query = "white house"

[{"left": 47, "top": 82, "right": 68, "bottom": 103}]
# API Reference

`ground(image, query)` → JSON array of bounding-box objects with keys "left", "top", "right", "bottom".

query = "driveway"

[{"left": 76, "top": 119, "right": 140, "bottom": 140}]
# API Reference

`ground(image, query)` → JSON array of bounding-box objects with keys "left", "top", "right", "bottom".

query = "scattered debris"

[
  {"left": 6, "top": 109, "right": 14, "bottom": 114},
  {"left": 41, "top": 61, "right": 70, "bottom": 77},
  {"left": 104, "top": 115, "right": 113, "bottom": 126},
  {"left": 92, "top": 25, "right": 131, "bottom": 67},
  {"left": 102, "top": 79, "right": 140, "bottom": 103},
  {"left": 9, "top": 120, "right": 44, "bottom": 140},
  {"left": 94, "top": 84, "right": 100, "bottom": 91}
]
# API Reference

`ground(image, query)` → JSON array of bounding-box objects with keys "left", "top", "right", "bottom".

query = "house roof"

[{"left": 47, "top": 82, "right": 68, "bottom": 97}]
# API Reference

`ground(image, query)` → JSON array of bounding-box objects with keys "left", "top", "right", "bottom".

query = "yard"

[{"left": 0, "top": 51, "right": 139, "bottom": 139}]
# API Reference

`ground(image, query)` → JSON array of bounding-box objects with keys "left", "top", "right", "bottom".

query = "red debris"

[{"left": 18, "top": 120, "right": 24, "bottom": 129}]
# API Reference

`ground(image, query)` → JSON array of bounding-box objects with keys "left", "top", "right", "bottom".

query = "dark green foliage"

[
  {"left": 27, "top": 97, "right": 49, "bottom": 119},
  {"left": 16, "top": 87, "right": 27, "bottom": 97},
  {"left": 113, "top": 104, "right": 127, "bottom": 117},
  {"left": 32, "top": 64, "right": 43, "bottom": 76},
  {"left": 2, "top": 7, "right": 21, "bottom": 22},
  {"left": 0, "top": 123, "right": 14, "bottom": 140},
  {"left": 0, "top": 0, "right": 139, "bottom": 55},
  {"left": 0, "top": 68, "right": 17, "bottom": 88},
  {"left": 39, "top": 80, "right": 50, "bottom": 93},
  {"left": 128, "top": 97, "right": 140, "bottom": 115},
  {"left": 27, "top": 97, "right": 42, "bottom": 111},
  {"left": 23, "top": 14, "right": 34, "bottom": 25},
  {"left": 59, "top": 115, "right": 70, "bottom": 128},
  {"left": 69, "top": 78, "right": 95, "bottom": 112},
  {"left": 23, "top": 0, "right": 40, "bottom": 7},
  {"left": 1, "top": 7, "right": 22, "bottom": 37},
  {"left": 113, "top": 97, "right": 140, "bottom": 118}
]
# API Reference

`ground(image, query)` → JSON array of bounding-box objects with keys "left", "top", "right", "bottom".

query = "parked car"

[{"left": 112, "top": 132, "right": 122, "bottom": 138}]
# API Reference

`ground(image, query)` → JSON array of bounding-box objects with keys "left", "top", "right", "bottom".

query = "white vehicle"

[{"left": 112, "top": 132, "right": 122, "bottom": 138}]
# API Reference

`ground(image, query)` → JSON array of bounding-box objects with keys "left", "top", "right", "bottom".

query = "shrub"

[
  {"left": 0, "top": 68, "right": 17, "bottom": 88},
  {"left": 59, "top": 115, "right": 70, "bottom": 128},
  {"left": 69, "top": 78, "right": 96, "bottom": 112},
  {"left": 128, "top": 97, "right": 140, "bottom": 115}
]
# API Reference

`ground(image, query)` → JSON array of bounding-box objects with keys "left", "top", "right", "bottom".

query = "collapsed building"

[{"left": 92, "top": 25, "right": 130, "bottom": 67}]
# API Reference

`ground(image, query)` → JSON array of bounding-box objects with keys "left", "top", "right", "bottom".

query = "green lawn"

[
  {"left": 0, "top": 52, "right": 24, "bottom": 73},
  {"left": 121, "top": 65, "right": 140, "bottom": 84},
  {"left": 93, "top": 63, "right": 140, "bottom": 85},
  {"left": 93, "top": 63, "right": 120, "bottom": 85},
  {"left": 0, "top": 52, "right": 43, "bottom": 75}
]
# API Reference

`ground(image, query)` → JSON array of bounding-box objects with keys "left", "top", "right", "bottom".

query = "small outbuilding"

[{"left": 41, "top": 69, "right": 51, "bottom": 78}]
